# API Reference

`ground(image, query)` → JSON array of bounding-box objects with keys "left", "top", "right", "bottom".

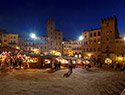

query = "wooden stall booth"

[
  {"left": 27, "top": 54, "right": 41, "bottom": 68},
  {"left": 41, "top": 55, "right": 57, "bottom": 68}
]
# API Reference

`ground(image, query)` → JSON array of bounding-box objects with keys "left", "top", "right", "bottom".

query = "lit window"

[{"left": 107, "top": 31, "right": 109, "bottom": 35}]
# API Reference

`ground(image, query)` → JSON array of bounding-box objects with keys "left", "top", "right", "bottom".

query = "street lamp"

[
  {"left": 123, "top": 37, "right": 125, "bottom": 41},
  {"left": 88, "top": 53, "right": 91, "bottom": 57},
  {"left": 30, "top": 33, "right": 36, "bottom": 39},
  {"left": 79, "top": 35, "right": 84, "bottom": 41}
]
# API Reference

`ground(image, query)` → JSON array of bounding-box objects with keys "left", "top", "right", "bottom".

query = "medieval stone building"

[{"left": 82, "top": 16, "right": 125, "bottom": 64}]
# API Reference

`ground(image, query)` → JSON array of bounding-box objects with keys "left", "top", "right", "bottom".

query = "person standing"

[
  {"left": 19, "top": 58, "right": 22, "bottom": 69},
  {"left": 54, "top": 61, "right": 57, "bottom": 70},
  {"left": 69, "top": 59, "right": 73, "bottom": 73},
  {"left": 81, "top": 61, "right": 84, "bottom": 69},
  {"left": 58, "top": 61, "right": 61, "bottom": 70},
  {"left": 13, "top": 59, "right": 16, "bottom": 69},
  {"left": 56, "top": 61, "right": 59, "bottom": 70}
]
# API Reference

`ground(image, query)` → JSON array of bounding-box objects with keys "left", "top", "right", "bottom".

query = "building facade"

[
  {"left": 0, "top": 19, "right": 63, "bottom": 55},
  {"left": 0, "top": 32, "right": 18, "bottom": 48},
  {"left": 81, "top": 16, "right": 125, "bottom": 64},
  {"left": 18, "top": 36, "right": 48, "bottom": 54},
  {"left": 18, "top": 19, "right": 63, "bottom": 55},
  {"left": 63, "top": 39, "right": 82, "bottom": 58}
]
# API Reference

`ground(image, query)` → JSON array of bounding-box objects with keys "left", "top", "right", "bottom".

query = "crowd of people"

[
  {"left": 0, "top": 53, "right": 28, "bottom": 71},
  {"left": 53, "top": 60, "right": 61, "bottom": 70},
  {"left": 110, "top": 63, "right": 125, "bottom": 71}
]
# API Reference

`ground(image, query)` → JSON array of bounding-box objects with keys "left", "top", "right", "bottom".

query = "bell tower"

[
  {"left": 101, "top": 16, "right": 119, "bottom": 61},
  {"left": 46, "top": 19, "right": 55, "bottom": 49}
]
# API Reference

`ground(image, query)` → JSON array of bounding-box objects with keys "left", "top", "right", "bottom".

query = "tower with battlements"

[{"left": 101, "top": 16, "right": 119, "bottom": 62}]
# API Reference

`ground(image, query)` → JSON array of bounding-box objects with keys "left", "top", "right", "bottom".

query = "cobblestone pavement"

[{"left": 0, "top": 68, "right": 125, "bottom": 95}]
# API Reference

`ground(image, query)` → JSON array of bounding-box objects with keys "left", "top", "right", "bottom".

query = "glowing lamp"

[
  {"left": 123, "top": 37, "right": 125, "bottom": 41},
  {"left": 118, "top": 57, "right": 123, "bottom": 61},
  {"left": 34, "top": 49, "right": 37, "bottom": 52},
  {"left": 88, "top": 53, "right": 91, "bottom": 57},
  {"left": 30, "top": 33, "right": 36, "bottom": 38},
  {"left": 79, "top": 36, "right": 84, "bottom": 41}
]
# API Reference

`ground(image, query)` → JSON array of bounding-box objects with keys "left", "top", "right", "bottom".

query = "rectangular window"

[
  {"left": 98, "top": 48, "right": 100, "bottom": 52},
  {"left": 87, "top": 48, "right": 89, "bottom": 52},
  {"left": 98, "top": 32, "right": 100, "bottom": 36},
  {"left": 94, "top": 39, "right": 96, "bottom": 43},
  {"left": 83, "top": 48, "right": 85, "bottom": 52},
  {"left": 90, "top": 40, "right": 92, "bottom": 44},
  {"left": 4, "top": 40, "right": 7, "bottom": 42},
  {"left": 94, "top": 33, "right": 96, "bottom": 37},
  {"left": 90, "top": 33, "right": 92, "bottom": 37},
  {"left": 90, "top": 48, "right": 92, "bottom": 52}
]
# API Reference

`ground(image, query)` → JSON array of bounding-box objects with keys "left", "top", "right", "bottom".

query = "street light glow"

[
  {"left": 123, "top": 37, "right": 125, "bottom": 41},
  {"left": 30, "top": 33, "right": 36, "bottom": 38},
  {"left": 79, "top": 35, "right": 84, "bottom": 41},
  {"left": 88, "top": 53, "right": 91, "bottom": 57}
]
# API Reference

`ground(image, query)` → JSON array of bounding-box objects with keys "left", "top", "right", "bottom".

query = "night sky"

[{"left": 0, "top": 0, "right": 125, "bottom": 39}]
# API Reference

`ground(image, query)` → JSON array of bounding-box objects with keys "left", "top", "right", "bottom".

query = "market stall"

[
  {"left": 41, "top": 55, "right": 57, "bottom": 68},
  {"left": 26, "top": 54, "right": 41, "bottom": 68}
]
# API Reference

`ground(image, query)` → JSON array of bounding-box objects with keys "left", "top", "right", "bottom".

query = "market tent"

[{"left": 0, "top": 47, "right": 20, "bottom": 54}]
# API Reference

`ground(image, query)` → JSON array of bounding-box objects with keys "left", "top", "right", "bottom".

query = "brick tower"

[{"left": 101, "top": 16, "right": 119, "bottom": 62}]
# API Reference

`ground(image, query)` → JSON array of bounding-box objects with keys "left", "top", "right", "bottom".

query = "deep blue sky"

[{"left": 0, "top": 0, "right": 125, "bottom": 39}]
